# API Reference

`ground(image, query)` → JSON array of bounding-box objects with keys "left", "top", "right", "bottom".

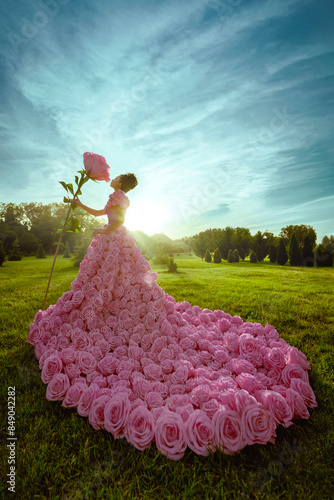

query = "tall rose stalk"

[{"left": 42, "top": 153, "right": 110, "bottom": 310}]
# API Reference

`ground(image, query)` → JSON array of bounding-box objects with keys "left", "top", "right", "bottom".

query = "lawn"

[{"left": 0, "top": 255, "right": 333, "bottom": 499}]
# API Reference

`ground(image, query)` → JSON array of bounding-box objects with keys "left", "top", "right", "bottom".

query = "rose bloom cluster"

[{"left": 27, "top": 192, "right": 317, "bottom": 460}]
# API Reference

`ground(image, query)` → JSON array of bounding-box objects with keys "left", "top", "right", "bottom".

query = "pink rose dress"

[{"left": 28, "top": 189, "right": 317, "bottom": 460}]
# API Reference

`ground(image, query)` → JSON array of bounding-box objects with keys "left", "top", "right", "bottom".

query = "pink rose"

[
  {"left": 213, "top": 405, "right": 245, "bottom": 454},
  {"left": 190, "top": 384, "right": 211, "bottom": 406},
  {"left": 186, "top": 409, "right": 215, "bottom": 456},
  {"left": 97, "top": 354, "right": 118, "bottom": 376},
  {"left": 282, "top": 364, "right": 309, "bottom": 385},
  {"left": 290, "top": 379, "right": 317, "bottom": 408},
  {"left": 77, "top": 383, "right": 100, "bottom": 417},
  {"left": 239, "top": 334, "right": 260, "bottom": 357},
  {"left": 145, "top": 391, "right": 164, "bottom": 409},
  {"left": 133, "top": 376, "right": 152, "bottom": 399},
  {"left": 236, "top": 373, "right": 266, "bottom": 394},
  {"left": 125, "top": 406, "right": 155, "bottom": 451},
  {"left": 241, "top": 404, "right": 276, "bottom": 445},
  {"left": 83, "top": 152, "right": 110, "bottom": 181},
  {"left": 201, "top": 398, "right": 220, "bottom": 418},
  {"left": 27, "top": 324, "right": 42, "bottom": 345},
  {"left": 286, "top": 347, "right": 311, "bottom": 370},
  {"left": 285, "top": 388, "right": 310, "bottom": 419},
  {"left": 254, "top": 390, "right": 293, "bottom": 427},
  {"left": 41, "top": 355, "right": 63, "bottom": 384},
  {"left": 65, "top": 363, "right": 81, "bottom": 380},
  {"left": 77, "top": 351, "right": 97, "bottom": 374},
  {"left": 175, "top": 404, "right": 194, "bottom": 423},
  {"left": 155, "top": 410, "right": 187, "bottom": 460},
  {"left": 263, "top": 347, "right": 286, "bottom": 370},
  {"left": 104, "top": 393, "right": 131, "bottom": 438},
  {"left": 61, "top": 347, "right": 77, "bottom": 365},
  {"left": 171, "top": 364, "right": 189, "bottom": 384},
  {"left": 143, "top": 363, "right": 163, "bottom": 381},
  {"left": 88, "top": 395, "right": 111, "bottom": 430},
  {"left": 62, "top": 382, "right": 86, "bottom": 408},
  {"left": 46, "top": 374, "right": 70, "bottom": 401}
]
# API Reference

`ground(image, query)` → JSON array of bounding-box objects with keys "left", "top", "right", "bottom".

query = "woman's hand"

[{"left": 92, "top": 228, "right": 103, "bottom": 237}]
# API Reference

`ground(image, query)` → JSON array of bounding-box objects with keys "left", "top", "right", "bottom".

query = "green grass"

[{"left": 0, "top": 256, "right": 333, "bottom": 500}]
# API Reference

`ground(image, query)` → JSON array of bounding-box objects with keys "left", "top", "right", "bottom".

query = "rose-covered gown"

[{"left": 28, "top": 190, "right": 317, "bottom": 460}]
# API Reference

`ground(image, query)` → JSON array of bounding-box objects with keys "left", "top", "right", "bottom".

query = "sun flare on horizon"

[{"left": 125, "top": 200, "right": 171, "bottom": 236}]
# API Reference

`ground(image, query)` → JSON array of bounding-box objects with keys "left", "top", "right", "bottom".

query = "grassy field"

[{"left": 0, "top": 255, "right": 333, "bottom": 499}]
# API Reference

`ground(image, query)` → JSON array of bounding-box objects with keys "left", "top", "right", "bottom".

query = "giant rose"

[
  {"left": 83, "top": 152, "right": 110, "bottom": 181},
  {"left": 88, "top": 395, "right": 111, "bottom": 430},
  {"left": 41, "top": 355, "right": 63, "bottom": 384}
]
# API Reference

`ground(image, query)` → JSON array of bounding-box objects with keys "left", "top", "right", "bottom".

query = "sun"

[{"left": 125, "top": 200, "right": 170, "bottom": 235}]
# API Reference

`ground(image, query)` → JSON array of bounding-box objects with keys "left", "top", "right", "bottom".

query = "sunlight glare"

[{"left": 126, "top": 200, "right": 170, "bottom": 235}]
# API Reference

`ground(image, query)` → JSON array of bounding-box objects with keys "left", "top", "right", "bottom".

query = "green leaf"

[
  {"left": 75, "top": 175, "right": 79, "bottom": 186},
  {"left": 59, "top": 181, "right": 68, "bottom": 192},
  {"left": 63, "top": 196, "right": 71, "bottom": 203},
  {"left": 67, "top": 183, "right": 74, "bottom": 195}
]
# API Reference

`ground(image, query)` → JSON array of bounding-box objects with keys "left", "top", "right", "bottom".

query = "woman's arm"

[
  {"left": 73, "top": 197, "right": 104, "bottom": 217},
  {"left": 92, "top": 206, "right": 125, "bottom": 236}
]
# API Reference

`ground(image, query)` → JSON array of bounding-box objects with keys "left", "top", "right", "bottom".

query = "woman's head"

[{"left": 110, "top": 173, "right": 138, "bottom": 193}]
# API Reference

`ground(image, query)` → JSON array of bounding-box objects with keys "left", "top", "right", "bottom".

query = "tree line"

[
  {"left": 185, "top": 225, "right": 334, "bottom": 268},
  {"left": 0, "top": 203, "right": 333, "bottom": 269}
]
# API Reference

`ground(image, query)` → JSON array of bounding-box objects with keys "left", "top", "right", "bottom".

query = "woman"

[{"left": 28, "top": 173, "right": 317, "bottom": 460}]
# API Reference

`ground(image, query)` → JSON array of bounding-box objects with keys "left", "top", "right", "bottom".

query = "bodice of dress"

[{"left": 103, "top": 189, "right": 130, "bottom": 225}]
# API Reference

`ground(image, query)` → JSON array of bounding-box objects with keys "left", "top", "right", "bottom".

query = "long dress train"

[{"left": 28, "top": 189, "right": 317, "bottom": 460}]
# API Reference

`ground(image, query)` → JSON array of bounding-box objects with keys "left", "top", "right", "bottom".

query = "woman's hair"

[{"left": 119, "top": 173, "right": 138, "bottom": 193}]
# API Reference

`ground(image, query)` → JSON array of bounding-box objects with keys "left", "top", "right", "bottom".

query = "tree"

[
  {"left": 289, "top": 233, "right": 302, "bottom": 266},
  {"left": 315, "top": 244, "right": 333, "bottom": 267},
  {"left": 0, "top": 241, "right": 5, "bottom": 266},
  {"left": 8, "top": 239, "right": 23, "bottom": 261},
  {"left": 232, "top": 227, "right": 252, "bottom": 261},
  {"left": 269, "top": 244, "right": 277, "bottom": 263},
  {"left": 167, "top": 257, "right": 178, "bottom": 273},
  {"left": 252, "top": 231, "right": 269, "bottom": 261},
  {"left": 63, "top": 242, "right": 71, "bottom": 258},
  {"left": 213, "top": 248, "right": 222, "bottom": 263},
  {"left": 302, "top": 236, "right": 314, "bottom": 267},
  {"left": 279, "top": 225, "right": 317, "bottom": 247},
  {"left": 205, "top": 249, "right": 212, "bottom": 263},
  {"left": 233, "top": 249, "right": 239, "bottom": 262},
  {"left": 36, "top": 243, "right": 46, "bottom": 259},
  {"left": 249, "top": 250, "right": 257, "bottom": 263},
  {"left": 277, "top": 239, "right": 288, "bottom": 265},
  {"left": 227, "top": 249, "right": 234, "bottom": 263}
]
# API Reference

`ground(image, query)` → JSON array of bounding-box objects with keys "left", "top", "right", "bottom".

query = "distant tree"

[
  {"left": 252, "top": 231, "right": 269, "bottom": 261},
  {"left": 289, "top": 233, "right": 302, "bottom": 266},
  {"left": 269, "top": 244, "right": 277, "bottom": 263},
  {"left": 302, "top": 236, "right": 314, "bottom": 267},
  {"left": 227, "top": 249, "right": 234, "bottom": 263},
  {"left": 213, "top": 248, "right": 222, "bottom": 263},
  {"left": 249, "top": 250, "right": 257, "bottom": 263},
  {"left": 191, "top": 235, "right": 207, "bottom": 260},
  {"left": 205, "top": 249, "right": 212, "bottom": 263},
  {"left": 277, "top": 239, "right": 288, "bottom": 265},
  {"left": 63, "top": 242, "right": 71, "bottom": 258},
  {"left": 167, "top": 257, "right": 178, "bottom": 273},
  {"left": 233, "top": 249, "right": 239, "bottom": 262},
  {"left": 232, "top": 227, "right": 252, "bottom": 261},
  {"left": 279, "top": 224, "right": 317, "bottom": 247},
  {"left": 19, "top": 232, "right": 40, "bottom": 256},
  {"left": 0, "top": 241, "right": 5, "bottom": 266},
  {"left": 36, "top": 243, "right": 46, "bottom": 259},
  {"left": 315, "top": 244, "right": 333, "bottom": 268},
  {"left": 8, "top": 239, "right": 23, "bottom": 261}
]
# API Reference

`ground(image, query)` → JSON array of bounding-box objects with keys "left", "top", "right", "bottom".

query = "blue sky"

[{"left": 0, "top": 0, "right": 333, "bottom": 240}]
